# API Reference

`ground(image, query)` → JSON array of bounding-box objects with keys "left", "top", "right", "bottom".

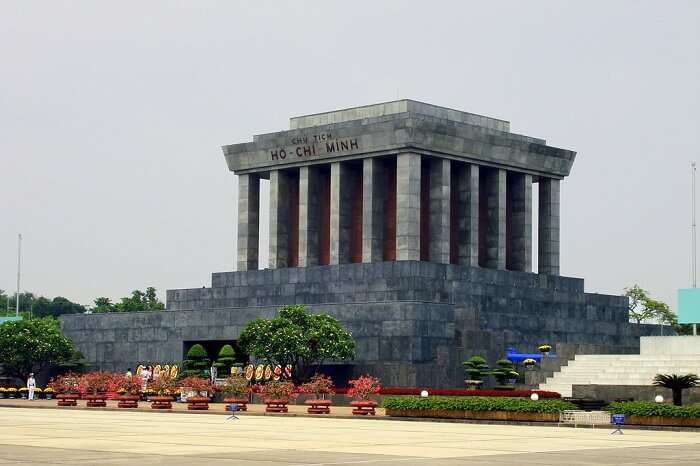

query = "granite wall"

[{"left": 61, "top": 261, "right": 652, "bottom": 388}]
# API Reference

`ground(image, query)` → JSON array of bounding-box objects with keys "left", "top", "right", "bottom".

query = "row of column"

[{"left": 237, "top": 153, "right": 560, "bottom": 275}]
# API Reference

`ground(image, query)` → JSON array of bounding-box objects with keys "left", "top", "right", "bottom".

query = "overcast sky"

[{"left": 1, "top": 1, "right": 699, "bottom": 311}]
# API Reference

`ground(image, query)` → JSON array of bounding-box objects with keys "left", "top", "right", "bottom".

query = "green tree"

[
  {"left": 183, "top": 343, "right": 210, "bottom": 377},
  {"left": 238, "top": 304, "right": 355, "bottom": 383},
  {"left": 0, "top": 318, "right": 75, "bottom": 379},
  {"left": 92, "top": 297, "right": 115, "bottom": 313},
  {"left": 653, "top": 373, "right": 699, "bottom": 406},
  {"left": 91, "top": 288, "right": 164, "bottom": 313},
  {"left": 625, "top": 285, "right": 653, "bottom": 324},
  {"left": 214, "top": 344, "right": 240, "bottom": 375}
]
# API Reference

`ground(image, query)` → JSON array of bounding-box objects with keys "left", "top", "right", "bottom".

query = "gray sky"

[{"left": 1, "top": 1, "right": 699, "bottom": 310}]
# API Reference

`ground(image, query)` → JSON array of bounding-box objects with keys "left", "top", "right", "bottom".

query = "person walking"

[
  {"left": 210, "top": 364, "right": 218, "bottom": 384},
  {"left": 26, "top": 373, "right": 36, "bottom": 401}
]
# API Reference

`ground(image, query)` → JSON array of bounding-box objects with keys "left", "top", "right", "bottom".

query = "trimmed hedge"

[
  {"left": 383, "top": 396, "right": 576, "bottom": 414},
  {"left": 331, "top": 388, "right": 561, "bottom": 398},
  {"left": 606, "top": 401, "right": 700, "bottom": 419}
]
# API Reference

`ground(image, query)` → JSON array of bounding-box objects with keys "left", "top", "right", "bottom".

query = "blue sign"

[{"left": 611, "top": 414, "right": 625, "bottom": 425}]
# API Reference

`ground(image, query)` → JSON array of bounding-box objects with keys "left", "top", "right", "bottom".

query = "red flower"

[{"left": 346, "top": 375, "right": 381, "bottom": 401}]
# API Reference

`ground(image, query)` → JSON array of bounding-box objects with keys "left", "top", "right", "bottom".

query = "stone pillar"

[
  {"left": 429, "top": 159, "right": 450, "bottom": 264},
  {"left": 457, "top": 164, "right": 479, "bottom": 266},
  {"left": 298, "top": 166, "right": 321, "bottom": 267},
  {"left": 362, "top": 158, "right": 385, "bottom": 263},
  {"left": 396, "top": 153, "right": 422, "bottom": 261},
  {"left": 507, "top": 172, "right": 533, "bottom": 272},
  {"left": 538, "top": 178, "right": 560, "bottom": 275},
  {"left": 269, "top": 169, "right": 292, "bottom": 269},
  {"left": 236, "top": 173, "right": 260, "bottom": 271},
  {"left": 485, "top": 168, "right": 506, "bottom": 270},
  {"left": 330, "top": 162, "right": 352, "bottom": 264}
]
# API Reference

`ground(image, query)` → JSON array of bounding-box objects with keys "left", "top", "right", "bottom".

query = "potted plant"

[
  {"left": 18, "top": 387, "right": 28, "bottom": 399},
  {"left": 221, "top": 374, "right": 251, "bottom": 411},
  {"left": 115, "top": 374, "right": 143, "bottom": 408},
  {"left": 178, "top": 376, "right": 214, "bottom": 410},
  {"left": 43, "top": 387, "right": 54, "bottom": 400},
  {"left": 183, "top": 343, "right": 210, "bottom": 377},
  {"left": 347, "top": 375, "right": 381, "bottom": 415},
  {"left": 214, "top": 344, "right": 241, "bottom": 377},
  {"left": 6, "top": 388, "right": 17, "bottom": 399},
  {"left": 299, "top": 374, "right": 335, "bottom": 414},
  {"left": 463, "top": 356, "right": 489, "bottom": 389},
  {"left": 0, "top": 387, "right": 6, "bottom": 399},
  {"left": 260, "top": 380, "right": 296, "bottom": 413},
  {"left": 149, "top": 373, "right": 176, "bottom": 409},
  {"left": 33, "top": 387, "right": 43, "bottom": 399},
  {"left": 79, "top": 371, "right": 117, "bottom": 407},
  {"left": 523, "top": 358, "right": 537, "bottom": 370},
  {"left": 538, "top": 344, "right": 552, "bottom": 356},
  {"left": 48, "top": 373, "right": 81, "bottom": 406},
  {"left": 492, "top": 359, "right": 519, "bottom": 390}
]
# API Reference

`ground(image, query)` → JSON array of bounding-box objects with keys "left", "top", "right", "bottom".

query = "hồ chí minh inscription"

[{"left": 270, "top": 136, "right": 359, "bottom": 161}]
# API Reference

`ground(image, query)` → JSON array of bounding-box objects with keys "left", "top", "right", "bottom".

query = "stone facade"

[
  {"left": 58, "top": 100, "right": 649, "bottom": 389},
  {"left": 62, "top": 262, "right": 650, "bottom": 388}
]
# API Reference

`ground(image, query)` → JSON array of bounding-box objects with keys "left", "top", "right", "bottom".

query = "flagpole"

[
  {"left": 16, "top": 233, "right": 21, "bottom": 317},
  {"left": 693, "top": 163, "right": 697, "bottom": 336}
]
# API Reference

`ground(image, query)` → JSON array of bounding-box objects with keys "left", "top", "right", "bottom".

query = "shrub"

[
  {"left": 78, "top": 371, "right": 120, "bottom": 394},
  {"left": 47, "top": 373, "right": 80, "bottom": 394},
  {"left": 538, "top": 344, "right": 552, "bottom": 352},
  {"left": 213, "top": 344, "right": 240, "bottom": 376},
  {"left": 492, "top": 359, "right": 519, "bottom": 388},
  {"left": 178, "top": 375, "right": 214, "bottom": 394},
  {"left": 221, "top": 374, "right": 250, "bottom": 398},
  {"left": 652, "top": 374, "right": 699, "bottom": 406},
  {"left": 116, "top": 374, "right": 144, "bottom": 395},
  {"left": 347, "top": 375, "right": 381, "bottom": 401},
  {"left": 299, "top": 374, "right": 335, "bottom": 398},
  {"left": 383, "top": 396, "right": 576, "bottom": 414},
  {"left": 149, "top": 373, "right": 176, "bottom": 396},
  {"left": 260, "top": 380, "right": 296, "bottom": 401},
  {"left": 605, "top": 401, "right": 700, "bottom": 419},
  {"left": 183, "top": 344, "right": 210, "bottom": 377},
  {"left": 463, "top": 356, "right": 489, "bottom": 382}
]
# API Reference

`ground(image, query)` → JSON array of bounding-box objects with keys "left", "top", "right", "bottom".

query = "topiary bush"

[
  {"left": 183, "top": 344, "right": 210, "bottom": 377},
  {"left": 491, "top": 359, "right": 519, "bottom": 389},
  {"left": 383, "top": 396, "right": 575, "bottom": 414},
  {"left": 463, "top": 356, "right": 489, "bottom": 384},
  {"left": 213, "top": 344, "right": 240, "bottom": 376}
]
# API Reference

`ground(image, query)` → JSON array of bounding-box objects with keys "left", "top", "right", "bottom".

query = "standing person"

[
  {"left": 210, "top": 364, "right": 217, "bottom": 384},
  {"left": 140, "top": 366, "right": 149, "bottom": 393},
  {"left": 26, "top": 373, "right": 36, "bottom": 401}
]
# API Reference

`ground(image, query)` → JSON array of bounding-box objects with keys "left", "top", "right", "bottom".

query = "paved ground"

[{"left": 1, "top": 407, "right": 699, "bottom": 465}]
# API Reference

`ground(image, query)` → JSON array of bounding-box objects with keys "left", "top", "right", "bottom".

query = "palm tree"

[{"left": 652, "top": 374, "right": 699, "bottom": 406}]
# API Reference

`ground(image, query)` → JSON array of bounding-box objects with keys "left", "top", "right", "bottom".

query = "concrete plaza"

[{"left": 0, "top": 407, "right": 699, "bottom": 465}]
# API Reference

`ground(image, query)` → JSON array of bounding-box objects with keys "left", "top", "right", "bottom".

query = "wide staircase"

[{"left": 539, "top": 353, "right": 700, "bottom": 397}]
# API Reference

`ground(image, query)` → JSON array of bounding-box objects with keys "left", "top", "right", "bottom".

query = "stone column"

[
  {"left": 362, "top": 158, "right": 385, "bottom": 263},
  {"left": 269, "top": 169, "right": 291, "bottom": 269},
  {"left": 485, "top": 168, "right": 506, "bottom": 270},
  {"left": 237, "top": 173, "right": 260, "bottom": 271},
  {"left": 330, "top": 162, "right": 352, "bottom": 264},
  {"left": 298, "top": 166, "right": 321, "bottom": 267},
  {"left": 538, "top": 178, "right": 560, "bottom": 275},
  {"left": 507, "top": 172, "right": 533, "bottom": 272},
  {"left": 457, "top": 164, "right": 479, "bottom": 266},
  {"left": 396, "top": 153, "right": 421, "bottom": 261},
  {"left": 429, "top": 158, "right": 450, "bottom": 264}
]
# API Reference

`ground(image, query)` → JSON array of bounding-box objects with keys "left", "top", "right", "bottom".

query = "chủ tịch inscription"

[{"left": 270, "top": 134, "right": 359, "bottom": 161}]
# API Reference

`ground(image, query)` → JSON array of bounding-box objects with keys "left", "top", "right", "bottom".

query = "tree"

[
  {"left": 91, "top": 288, "right": 165, "bottom": 313},
  {"left": 238, "top": 305, "right": 355, "bottom": 383},
  {"left": 625, "top": 285, "right": 653, "bottom": 324},
  {"left": 183, "top": 343, "right": 210, "bottom": 377},
  {"left": 653, "top": 373, "right": 699, "bottom": 406},
  {"left": 213, "top": 344, "right": 240, "bottom": 375},
  {"left": 0, "top": 318, "right": 75, "bottom": 379}
]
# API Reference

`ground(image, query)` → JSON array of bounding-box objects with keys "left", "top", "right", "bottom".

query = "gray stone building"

[{"left": 62, "top": 100, "right": 650, "bottom": 387}]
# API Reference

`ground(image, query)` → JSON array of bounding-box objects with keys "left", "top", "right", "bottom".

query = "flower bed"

[
  {"left": 384, "top": 396, "right": 575, "bottom": 422},
  {"left": 605, "top": 401, "right": 700, "bottom": 427}
]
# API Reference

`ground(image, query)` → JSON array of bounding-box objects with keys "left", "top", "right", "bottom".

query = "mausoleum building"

[{"left": 61, "top": 101, "right": 652, "bottom": 388}]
